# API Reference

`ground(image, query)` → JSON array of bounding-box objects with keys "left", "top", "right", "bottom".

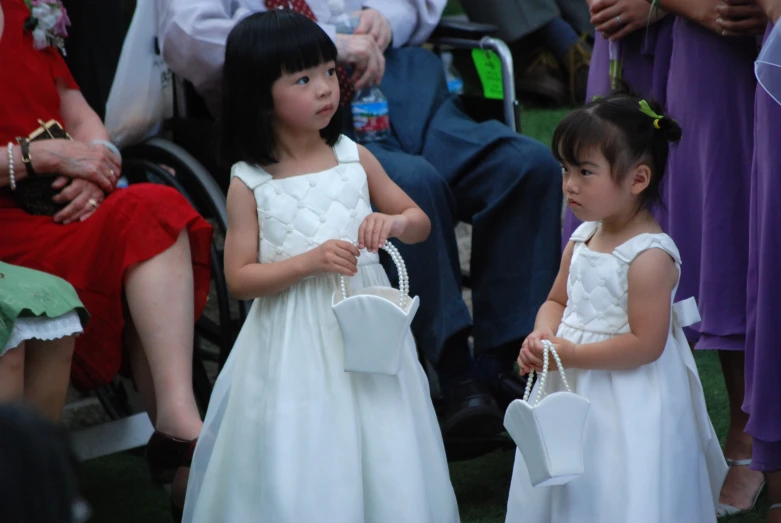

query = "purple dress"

[
  {"left": 663, "top": 18, "right": 757, "bottom": 350},
  {"left": 562, "top": 16, "right": 676, "bottom": 246},
  {"left": 743, "top": 24, "right": 781, "bottom": 472}
]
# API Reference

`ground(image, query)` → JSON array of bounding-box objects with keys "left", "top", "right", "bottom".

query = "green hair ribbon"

[{"left": 638, "top": 100, "right": 663, "bottom": 129}]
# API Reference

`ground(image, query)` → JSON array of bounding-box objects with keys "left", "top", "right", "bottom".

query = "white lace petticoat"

[{"left": 2, "top": 310, "right": 84, "bottom": 354}]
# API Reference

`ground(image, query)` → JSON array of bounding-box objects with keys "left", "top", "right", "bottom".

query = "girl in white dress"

[
  {"left": 181, "top": 10, "right": 459, "bottom": 523},
  {"left": 508, "top": 95, "right": 728, "bottom": 523}
]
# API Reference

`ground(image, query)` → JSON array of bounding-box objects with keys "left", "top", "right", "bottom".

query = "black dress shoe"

[
  {"left": 477, "top": 343, "right": 529, "bottom": 410},
  {"left": 496, "top": 372, "right": 530, "bottom": 406},
  {"left": 439, "top": 378, "right": 508, "bottom": 462}
]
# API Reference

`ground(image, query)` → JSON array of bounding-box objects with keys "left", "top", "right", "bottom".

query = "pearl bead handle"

[
  {"left": 522, "top": 340, "right": 573, "bottom": 406},
  {"left": 339, "top": 242, "right": 409, "bottom": 308}
]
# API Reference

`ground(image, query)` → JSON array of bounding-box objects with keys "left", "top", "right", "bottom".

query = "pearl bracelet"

[{"left": 7, "top": 142, "right": 16, "bottom": 191}]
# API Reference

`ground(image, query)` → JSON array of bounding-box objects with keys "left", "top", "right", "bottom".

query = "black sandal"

[{"left": 146, "top": 430, "right": 197, "bottom": 522}]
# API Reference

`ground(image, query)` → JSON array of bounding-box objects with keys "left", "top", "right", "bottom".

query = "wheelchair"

[{"left": 70, "top": 13, "right": 522, "bottom": 463}]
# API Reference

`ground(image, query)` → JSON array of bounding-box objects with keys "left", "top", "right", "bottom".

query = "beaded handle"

[
  {"left": 522, "top": 340, "right": 573, "bottom": 406},
  {"left": 339, "top": 242, "right": 409, "bottom": 308}
]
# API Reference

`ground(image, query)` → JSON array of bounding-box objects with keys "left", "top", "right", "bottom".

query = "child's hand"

[
  {"left": 527, "top": 336, "right": 577, "bottom": 371},
  {"left": 358, "top": 213, "right": 407, "bottom": 253},
  {"left": 517, "top": 328, "right": 554, "bottom": 375},
  {"left": 308, "top": 240, "right": 360, "bottom": 277},
  {"left": 518, "top": 347, "right": 542, "bottom": 375}
]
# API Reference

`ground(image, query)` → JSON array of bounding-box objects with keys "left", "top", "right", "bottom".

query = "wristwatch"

[{"left": 15, "top": 136, "right": 35, "bottom": 177}]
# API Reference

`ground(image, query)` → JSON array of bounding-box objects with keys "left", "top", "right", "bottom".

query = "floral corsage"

[{"left": 23, "top": 0, "right": 71, "bottom": 54}]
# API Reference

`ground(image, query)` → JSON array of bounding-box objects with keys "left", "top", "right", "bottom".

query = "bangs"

[
  {"left": 266, "top": 12, "right": 338, "bottom": 76},
  {"left": 226, "top": 10, "right": 337, "bottom": 84},
  {"left": 220, "top": 9, "right": 342, "bottom": 169},
  {"left": 552, "top": 108, "right": 624, "bottom": 169}
]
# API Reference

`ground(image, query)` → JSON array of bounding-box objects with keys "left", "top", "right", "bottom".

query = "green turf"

[
  {"left": 520, "top": 107, "right": 572, "bottom": 148},
  {"left": 79, "top": 104, "right": 769, "bottom": 522},
  {"left": 443, "top": 0, "right": 463, "bottom": 16}
]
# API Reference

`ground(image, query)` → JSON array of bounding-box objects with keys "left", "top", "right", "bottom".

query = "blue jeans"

[{"left": 344, "top": 47, "right": 562, "bottom": 363}]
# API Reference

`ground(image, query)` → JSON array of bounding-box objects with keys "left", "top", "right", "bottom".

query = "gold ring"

[
  {"left": 87, "top": 198, "right": 99, "bottom": 209},
  {"left": 109, "top": 169, "right": 115, "bottom": 178}
]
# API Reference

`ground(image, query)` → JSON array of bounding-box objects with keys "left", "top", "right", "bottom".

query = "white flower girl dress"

[
  {"left": 506, "top": 222, "right": 727, "bottom": 523},
  {"left": 182, "top": 136, "right": 459, "bottom": 523}
]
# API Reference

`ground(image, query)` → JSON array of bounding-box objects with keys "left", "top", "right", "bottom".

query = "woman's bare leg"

[
  {"left": 124, "top": 230, "right": 202, "bottom": 441},
  {"left": 0, "top": 343, "right": 25, "bottom": 404},
  {"left": 718, "top": 350, "right": 766, "bottom": 510},
  {"left": 24, "top": 336, "right": 75, "bottom": 421},
  {"left": 125, "top": 315, "right": 158, "bottom": 425}
]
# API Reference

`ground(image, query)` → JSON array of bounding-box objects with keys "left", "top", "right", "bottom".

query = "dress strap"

[
  {"left": 230, "top": 162, "right": 272, "bottom": 190},
  {"left": 569, "top": 221, "right": 600, "bottom": 243},
  {"left": 333, "top": 135, "right": 361, "bottom": 164},
  {"left": 612, "top": 233, "right": 682, "bottom": 265}
]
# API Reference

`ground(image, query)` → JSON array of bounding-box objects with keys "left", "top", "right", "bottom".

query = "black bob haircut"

[
  {"left": 219, "top": 9, "right": 342, "bottom": 167},
  {"left": 552, "top": 93, "right": 682, "bottom": 211}
]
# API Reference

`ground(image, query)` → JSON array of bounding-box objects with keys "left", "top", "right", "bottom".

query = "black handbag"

[{"left": 13, "top": 119, "right": 73, "bottom": 216}]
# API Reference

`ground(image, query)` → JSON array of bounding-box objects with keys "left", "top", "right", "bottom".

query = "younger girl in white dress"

[
  {"left": 181, "top": 10, "right": 459, "bottom": 523},
  {"left": 508, "top": 95, "right": 728, "bottom": 523}
]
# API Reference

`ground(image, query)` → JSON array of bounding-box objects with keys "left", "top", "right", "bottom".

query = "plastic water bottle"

[
  {"left": 442, "top": 51, "right": 464, "bottom": 95},
  {"left": 351, "top": 86, "right": 391, "bottom": 143},
  {"left": 328, "top": 0, "right": 391, "bottom": 143}
]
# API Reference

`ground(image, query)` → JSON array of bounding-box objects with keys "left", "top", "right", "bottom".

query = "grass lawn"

[
  {"left": 444, "top": 2, "right": 463, "bottom": 17},
  {"left": 78, "top": 104, "right": 769, "bottom": 522}
]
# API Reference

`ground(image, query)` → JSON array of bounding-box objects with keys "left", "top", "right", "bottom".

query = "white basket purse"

[
  {"left": 503, "top": 340, "right": 591, "bottom": 488},
  {"left": 331, "top": 242, "right": 419, "bottom": 376}
]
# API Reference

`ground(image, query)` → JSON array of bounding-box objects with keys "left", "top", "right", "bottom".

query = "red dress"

[{"left": 0, "top": 0, "right": 212, "bottom": 390}]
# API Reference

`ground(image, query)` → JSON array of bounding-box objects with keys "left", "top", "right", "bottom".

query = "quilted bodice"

[
  {"left": 561, "top": 222, "right": 682, "bottom": 337},
  {"left": 230, "top": 136, "right": 377, "bottom": 265}
]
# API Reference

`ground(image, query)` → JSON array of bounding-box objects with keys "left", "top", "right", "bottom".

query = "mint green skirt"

[{"left": 0, "top": 262, "right": 89, "bottom": 355}]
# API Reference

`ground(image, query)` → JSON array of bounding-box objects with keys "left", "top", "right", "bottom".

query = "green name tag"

[{"left": 471, "top": 49, "right": 504, "bottom": 100}]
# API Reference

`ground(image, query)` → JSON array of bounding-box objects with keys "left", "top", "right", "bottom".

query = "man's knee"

[
  {"left": 395, "top": 161, "right": 445, "bottom": 194},
  {"left": 501, "top": 135, "right": 562, "bottom": 194},
  {"left": 388, "top": 160, "right": 454, "bottom": 216},
  {"left": 369, "top": 147, "right": 449, "bottom": 201}
]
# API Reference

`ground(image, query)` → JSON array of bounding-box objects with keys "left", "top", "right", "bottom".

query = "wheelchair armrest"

[{"left": 429, "top": 18, "right": 498, "bottom": 41}]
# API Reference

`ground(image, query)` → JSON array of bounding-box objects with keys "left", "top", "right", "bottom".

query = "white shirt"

[{"left": 157, "top": 0, "right": 446, "bottom": 114}]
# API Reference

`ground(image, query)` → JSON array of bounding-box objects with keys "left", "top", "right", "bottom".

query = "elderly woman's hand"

[
  {"left": 354, "top": 8, "right": 393, "bottom": 52},
  {"left": 30, "top": 140, "right": 120, "bottom": 193},
  {"left": 51, "top": 178, "right": 105, "bottom": 225},
  {"left": 335, "top": 33, "right": 385, "bottom": 89}
]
